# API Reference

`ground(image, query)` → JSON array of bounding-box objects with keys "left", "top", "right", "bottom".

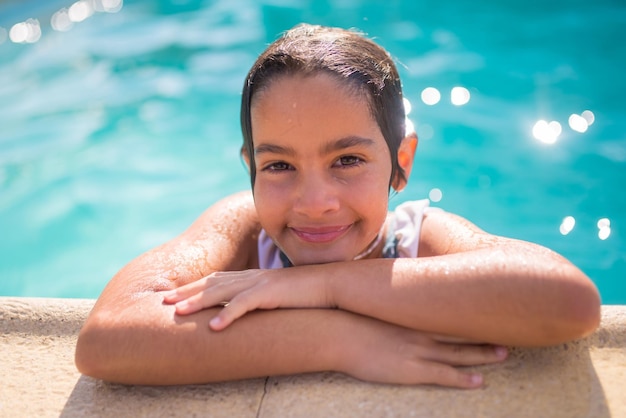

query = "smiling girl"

[{"left": 75, "top": 24, "right": 600, "bottom": 389}]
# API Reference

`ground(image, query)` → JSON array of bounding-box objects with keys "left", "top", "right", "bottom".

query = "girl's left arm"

[
  {"left": 165, "top": 210, "right": 601, "bottom": 347},
  {"left": 326, "top": 209, "right": 601, "bottom": 346}
]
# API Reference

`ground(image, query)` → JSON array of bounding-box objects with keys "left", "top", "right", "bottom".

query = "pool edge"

[{"left": 1, "top": 297, "right": 625, "bottom": 417}]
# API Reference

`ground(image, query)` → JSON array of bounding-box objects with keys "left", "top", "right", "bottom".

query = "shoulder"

[
  {"left": 190, "top": 190, "right": 259, "bottom": 235},
  {"left": 418, "top": 209, "right": 505, "bottom": 257},
  {"left": 172, "top": 190, "right": 261, "bottom": 272}
]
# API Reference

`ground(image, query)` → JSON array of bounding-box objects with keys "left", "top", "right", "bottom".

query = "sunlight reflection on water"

[{"left": 0, "top": 0, "right": 623, "bottom": 301}]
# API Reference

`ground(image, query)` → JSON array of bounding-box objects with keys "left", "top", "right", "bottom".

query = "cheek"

[
  {"left": 355, "top": 162, "right": 393, "bottom": 196},
  {"left": 345, "top": 172, "right": 390, "bottom": 219},
  {"left": 253, "top": 181, "right": 286, "bottom": 227}
]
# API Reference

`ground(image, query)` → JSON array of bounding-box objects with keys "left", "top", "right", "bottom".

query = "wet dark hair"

[{"left": 241, "top": 23, "right": 406, "bottom": 188}]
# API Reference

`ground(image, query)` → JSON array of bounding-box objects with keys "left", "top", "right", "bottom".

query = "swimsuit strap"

[
  {"left": 382, "top": 216, "right": 400, "bottom": 259},
  {"left": 279, "top": 251, "right": 293, "bottom": 268}
]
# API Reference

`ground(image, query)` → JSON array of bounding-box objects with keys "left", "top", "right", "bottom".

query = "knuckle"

[{"left": 450, "top": 344, "right": 464, "bottom": 354}]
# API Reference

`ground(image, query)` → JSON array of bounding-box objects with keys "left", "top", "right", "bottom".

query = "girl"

[{"left": 75, "top": 24, "right": 600, "bottom": 389}]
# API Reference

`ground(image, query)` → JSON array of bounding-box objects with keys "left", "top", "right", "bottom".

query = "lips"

[{"left": 290, "top": 224, "right": 352, "bottom": 243}]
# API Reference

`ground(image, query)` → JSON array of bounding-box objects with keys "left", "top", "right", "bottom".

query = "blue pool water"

[{"left": 0, "top": 0, "right": 624, "bottom": 302}]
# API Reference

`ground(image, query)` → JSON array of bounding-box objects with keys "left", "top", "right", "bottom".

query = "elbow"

[
  {"left": 75, "top": 312, "right": 129, "bottom": 383},
  {"left": 74, "top": 339, "right": 98, "bottom": 380},
  {"left": 544, "top": 268, "right": 602, "bottom": 345},
  {"left": 565, "top": 281, "right": 602, "bottom": 340},
  {"left": 75, "top": 317, "right": 110, "bottom": 381},
  {"left": 75, "top": 308, "right": 192, "bottom": 386}
]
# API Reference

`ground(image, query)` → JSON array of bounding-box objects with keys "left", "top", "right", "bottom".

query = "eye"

[
  {"left": 335, "top": 155, "right": 363, "bottom": 167},
  {"left": 262, "top": 161, "right": 293, "bottom": 172}
]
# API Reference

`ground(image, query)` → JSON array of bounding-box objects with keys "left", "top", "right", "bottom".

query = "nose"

[{"left": 292, "top": 171, "right": 340, "bottom": 218}]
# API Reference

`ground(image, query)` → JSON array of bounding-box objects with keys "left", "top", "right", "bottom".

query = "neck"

[{"left": 353, "top": 224, "right": 386, "bottom": 260}]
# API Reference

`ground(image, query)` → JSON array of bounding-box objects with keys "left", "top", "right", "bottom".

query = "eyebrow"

[
  {"left": 254, "top": 136, "right": 376, "bottom": 157},
  {"left": 254, "top": 143, "right": 296, "bottom": 157},
  {"left": 322, "top": 136, "right": 376, "bottom": 154}
]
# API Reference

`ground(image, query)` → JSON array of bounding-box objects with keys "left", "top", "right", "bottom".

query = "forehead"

[
  {"left": 250, "top": 73, "right": 380, "bottom": 140},
  {"left": 252, "top": 71, "right": 368, "bottom": 106}
]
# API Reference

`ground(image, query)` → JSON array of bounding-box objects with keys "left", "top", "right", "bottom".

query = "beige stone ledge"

[{"left": 1, "top": 297, "right": 624, "bottom": 418}]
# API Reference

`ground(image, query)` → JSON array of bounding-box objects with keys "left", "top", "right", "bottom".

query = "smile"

[{"left": 290, "top": 224, "right": 352, "bottom": 244}]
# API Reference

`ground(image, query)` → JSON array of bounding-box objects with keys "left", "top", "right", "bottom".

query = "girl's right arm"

[
  {"left": 75, "top": 191, "right": 504, "bottom": 388},
  {"left": 76, "top": 293, "right": 348, "bottom": 385},
  {"left": 76, "top": 294, "right": 502, "bottom": 387},
  {"left": 75, "top": 191, "right": 332, "bottom": 383}
]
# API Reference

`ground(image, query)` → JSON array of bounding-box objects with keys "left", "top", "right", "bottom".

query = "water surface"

[{"left": 0, "top": 0, "right": 624, "bottom": 302}]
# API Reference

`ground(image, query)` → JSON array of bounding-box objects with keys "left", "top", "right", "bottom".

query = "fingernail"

[
  {"left": 209, "top": 317, "right": 221, "bottom": 329},
  {"left": 495, "top": 346, "right": 508, "bottom": 359},
  {"left": 470, "top": 374, "right": 483, "bottom": 386},
  {"left": 175, "top": 300, "right": 188, "bottom": 310}
]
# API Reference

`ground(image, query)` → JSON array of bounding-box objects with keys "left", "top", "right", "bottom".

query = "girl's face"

[{"left": 250, "top": 73, "right": 392, "bottom": 266}]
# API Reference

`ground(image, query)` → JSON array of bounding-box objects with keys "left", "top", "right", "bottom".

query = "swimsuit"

[{"left": 257, "top": 199, "right": 438, "bottom": 269}]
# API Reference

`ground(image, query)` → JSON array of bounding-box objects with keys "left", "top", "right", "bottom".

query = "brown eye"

[
  {"left": 264, "top": 162, "right": 292, "bottom": 171},
  {"left": 337, "top": 155, "right": 362, "bottom": 167}
]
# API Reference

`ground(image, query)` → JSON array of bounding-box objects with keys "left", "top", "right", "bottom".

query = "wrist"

[{"left": 321, "top": 310, "right": 371, "bottom": 375}]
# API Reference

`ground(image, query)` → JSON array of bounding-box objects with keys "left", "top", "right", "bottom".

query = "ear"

[{"left": 391, "top": 132, "right": 418, "bottom": 192}]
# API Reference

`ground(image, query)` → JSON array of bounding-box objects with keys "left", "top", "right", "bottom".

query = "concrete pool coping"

[{"left": 1, "top": 297, "right": 624, "bottom": 417}]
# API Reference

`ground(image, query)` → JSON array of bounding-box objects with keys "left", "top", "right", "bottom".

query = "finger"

[
  {"left": 416, "top": 361, "right": 484, "bottom": 389},
  {"left": 161, "top": 277, "right": 212, "bottom": 303},
  {"left": 168, "top": 276, "right": 248, "bottom": 314},
  {"left": 209, "top": 291, "right": 261, "bottom": 331},
  {"left": 174, "top": 288, "right": 233, "bottom": 315},
  {"left": 209, "top": 311, "right": 231, "bottom": 331},
  {"left": 429, "top": 333, "right": 482, "bottom": 344},
  {"left": 427, "top": 344, "right": 508, "bottom": 366},
  {"left": 173, "top": 299, "right": 205, "bottom": 315}
]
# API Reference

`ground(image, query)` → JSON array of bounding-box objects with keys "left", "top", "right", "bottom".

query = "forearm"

[
  {"left": 76, "top": 292, "right": 346, "bottom": 385},
  {"left": 327, "top": 246, "right": 600, "bottom": 346}
]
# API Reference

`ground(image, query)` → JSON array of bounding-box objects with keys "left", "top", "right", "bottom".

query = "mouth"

[{"left": 290, "top": 224, "right": 352, "bottom": 244}]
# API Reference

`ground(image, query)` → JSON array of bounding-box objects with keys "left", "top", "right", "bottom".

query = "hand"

[
  {"left": 162, "top": 268, "right": 331, "bottom": 331},
  {"left": 337, "top": 313, "right": 509, "bottom": 389}
]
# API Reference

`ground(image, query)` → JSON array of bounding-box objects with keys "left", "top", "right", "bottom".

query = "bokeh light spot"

[
  {"left": 403, "top": 97, "right": 412, "bottom": 115},
  {"left": 421, "top": 87, "right": 441, "bottom": 106},
  {"left": 582, "top": 110, "right": 595, "bottom": 126},
  {"left": 532, "top": 120, "right": 562, "bottom": 144},
  {"left": 450, "top": 86, "right": 470, "bottom": 106},
  {"left": 405, "top": 118, "right": 415, "bottom": 135},
  {"left": 559, "top": 216, "right": 576, "bottom": 235},
  {"left": 429, "top": 188, "right": 443, "bottom": 202},
  {"left": 9, "top": 19, "right": 41, "bottom": 43},
  {"left": 51, "top": 9, "right": 74, "bottom": 32},
  {"left": 69, "top": 0, "right": 95, "bottom": 23}
]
